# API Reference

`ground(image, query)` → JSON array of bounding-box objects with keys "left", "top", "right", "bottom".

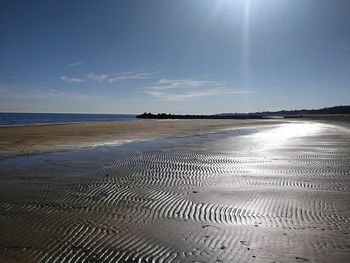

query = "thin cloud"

[
  {"left": 146, "top": 88, "right": 254, "bottom": 101},
  {"left": 60, "top": 76, "right": 86, "bottom": 83},
  {"left": 68, "top": 60, "right": 86, "bottom": 67},
  {"left": 86, "top": 73, "right": 109, "bottom": 82},
  {"left": 154, "top": 78, "right": 225, "bottom": 90},
  {"left": 109, "top": 72, "right": 156, "bottom": 82},
  {"left": 0, "top": 85, "right": 100, "bottom": 100},
  {"left": 144, "top": 77, "right": 254, "bottom": 101},
  {"left": 60, "top": 71, "right": 157, "bottom": 84}
]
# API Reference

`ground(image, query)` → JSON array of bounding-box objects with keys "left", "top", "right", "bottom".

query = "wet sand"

[
  {"left": 0, "top": 120, "right": 350, "bottom": 262},
  {"left": 0, "top": 119, "right": 286, "bottom": 158}
]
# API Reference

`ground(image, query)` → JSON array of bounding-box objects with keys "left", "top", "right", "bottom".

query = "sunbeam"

[{"left": 241, "top": 0, "right": 251, "bottom": 88}]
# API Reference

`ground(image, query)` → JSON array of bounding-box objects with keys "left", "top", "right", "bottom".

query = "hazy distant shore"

[{"left": 0, "top": 119, "right": 291, "bottom": 158}]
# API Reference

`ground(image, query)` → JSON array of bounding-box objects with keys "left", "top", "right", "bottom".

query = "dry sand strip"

[
  {"left": 0, "top": 120, "right": 350, "bottom": 262},
  {"left": 0, "top": 119, "right": 287, "bottom": 158}
]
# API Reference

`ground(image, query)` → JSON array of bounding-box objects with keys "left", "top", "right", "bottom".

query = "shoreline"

[{"left": 1, "top": 117, "right": 349, "bottom": 159}]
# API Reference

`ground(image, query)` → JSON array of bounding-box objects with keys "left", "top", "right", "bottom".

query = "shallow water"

[{"left": 0, "top": 121, "right": 349, "bottom": 262}]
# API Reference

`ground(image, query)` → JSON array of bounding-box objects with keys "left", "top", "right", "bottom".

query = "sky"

[{"left": 0, "top": 0, "right": 349, "bottom": 114}]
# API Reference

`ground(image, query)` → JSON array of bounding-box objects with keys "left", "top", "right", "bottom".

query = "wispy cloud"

[
  {"left": 60, "top": 71, "right": 157, "bottom": 84},
  {"left": 0, "top": 84, "right": 104, "bottom": 101},
  {"left": 60, "top": 76, "right": 86, "bottom": 83},
  {"left": 68, "top": 60, "right": 86, "bottom": 67},
  {"left": 109, "top": 72, "right": 156, "bottom": 82},
  {"left": 144, "top": 77, "right": 254, "bottom": 101},
  {"left": 146, "top": 88, "right": 253, "bottom": 101},
  {"left": 86, "top": 73, "right": 109, "bottom": 82},
  {"left": 154, "top": 78, "right": 225, "bottom": 90}
]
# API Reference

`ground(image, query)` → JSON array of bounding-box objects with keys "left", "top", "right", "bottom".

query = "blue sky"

[{"left": 0, "top": 0, "right": 349, "bottom": 114}]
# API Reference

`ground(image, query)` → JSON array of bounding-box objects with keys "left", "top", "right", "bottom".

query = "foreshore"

[
  {"left": 0, "top": 119, "right": 289, "bottom": 158},
  {"left": 1, "top": 116, "right": 350, "bottom": 159},
  {"left": 0, "top": 118, "right": 349, "bottom": 262}
]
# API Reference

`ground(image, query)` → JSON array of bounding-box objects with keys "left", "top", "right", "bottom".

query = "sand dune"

[{"left": 0, "top": 120, "right": 349, "bottom": 262}]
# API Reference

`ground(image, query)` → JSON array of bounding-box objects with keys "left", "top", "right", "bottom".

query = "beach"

[
  {"left": 0, "top": 118, "right": 350, "bottom": 262},
  {"left": 0, "top": 119, "right": 287, "bottom": 158}
]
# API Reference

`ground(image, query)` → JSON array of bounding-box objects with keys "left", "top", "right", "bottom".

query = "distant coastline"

[
  {"left": 137, "top": 105, "right": 350, "bottom": 119},
  {"left": 137, "top": 113, "right": 274, "bottom": 119}
]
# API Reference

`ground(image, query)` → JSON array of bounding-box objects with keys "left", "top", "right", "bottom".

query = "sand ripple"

[{"left": 0, "top": 122, "right": 350, "bottom": 262}]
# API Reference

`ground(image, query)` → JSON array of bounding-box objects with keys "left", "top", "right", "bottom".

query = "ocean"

[{"left": 0, "top": 113, "right": 137, "bottom": 126}]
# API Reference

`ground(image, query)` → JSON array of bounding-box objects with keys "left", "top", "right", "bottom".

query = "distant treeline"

[
  {"left": 254, "top": 105, "right": 350, "bottom": 116},
  {"left": 137, "top": 105, "right": 350, "bottom": 120}
]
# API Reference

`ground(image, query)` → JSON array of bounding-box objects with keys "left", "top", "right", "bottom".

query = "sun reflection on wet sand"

[{"left": 247, "top": 122, "right": 326, "bottom": 151}]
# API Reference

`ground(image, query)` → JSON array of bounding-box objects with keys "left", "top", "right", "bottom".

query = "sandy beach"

[
  {"left": 0, "top": 119, "right": 350, "bottom": 262},
  {"left": 0, "top": 119, "right": 287, "bottom": 158}
]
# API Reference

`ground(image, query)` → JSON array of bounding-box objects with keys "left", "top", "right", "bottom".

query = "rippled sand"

[
  {"left": 0, "top": 119, "right": 284, "bottom": 158},
  {"left": 0, "top": 121, "right": 350, "bottom": 262}
]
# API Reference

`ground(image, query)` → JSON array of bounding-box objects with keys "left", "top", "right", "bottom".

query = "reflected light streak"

[
  {"left": 248, "top": 123, "right": 325, "bottom": 151},
  {"left": 241, "top": 0, "right": 251, "bottom": 88}
]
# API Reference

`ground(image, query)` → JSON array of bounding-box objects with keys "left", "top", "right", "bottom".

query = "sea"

[{"left": 0, "top": 113, "right": 137, "bottom": 126}]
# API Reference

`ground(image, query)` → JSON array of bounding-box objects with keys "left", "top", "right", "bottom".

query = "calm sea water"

[{"left": 0, "top": 113, "right": 137, "bottom": 126}]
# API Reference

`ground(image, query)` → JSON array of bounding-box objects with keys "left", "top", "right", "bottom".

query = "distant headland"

[{"left": 137, "top": 105, "right": 350, "bottom": 119}]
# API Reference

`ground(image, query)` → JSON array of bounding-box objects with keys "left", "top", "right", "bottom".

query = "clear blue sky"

[{"left": 0, "top": 0, "right": 349, "bottom": 114}]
